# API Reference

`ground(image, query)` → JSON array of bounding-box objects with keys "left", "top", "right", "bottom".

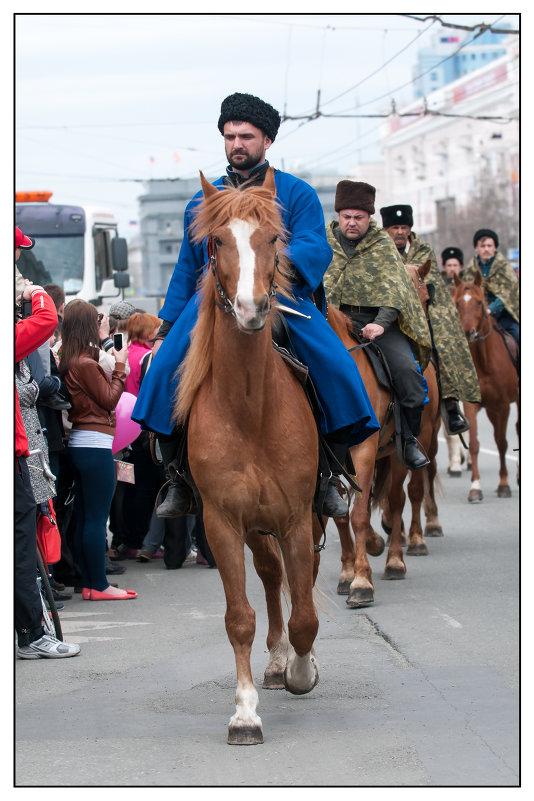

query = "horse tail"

[
  {"left": 174, "top": 270, "right": 216, "bottom": 425},
  {"left": 371, "top": 459, "right": 391, "bottom": 511}
]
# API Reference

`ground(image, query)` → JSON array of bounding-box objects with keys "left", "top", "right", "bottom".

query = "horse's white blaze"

[
  {"left": 463, "top": 292, "right": 472, "bottom": 303},
  {"left": 229, "top": 680, "right": 261, "bottom": 729},
  {"left": 228, "top": 218, "right": 259, "bottom": 323}
]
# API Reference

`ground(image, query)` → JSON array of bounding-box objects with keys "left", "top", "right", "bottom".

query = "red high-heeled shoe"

[{"left": 82, "top": 588, "right": 91, "bottom": 600}]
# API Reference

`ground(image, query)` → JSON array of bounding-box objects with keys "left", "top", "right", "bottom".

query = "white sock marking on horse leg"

[
  {"left": 470, "top": 479, "right": 481, "bottom": 490},
  {"left": 285, "top": 650, "right": 317, "bottom": 692},
  {"left": 229, "top": 680, "right": 261, "bottom": 730}
]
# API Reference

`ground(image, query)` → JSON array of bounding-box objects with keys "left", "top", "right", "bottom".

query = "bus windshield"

[{"left": 17, "top": 235, "right": 85, "bottom": 294}]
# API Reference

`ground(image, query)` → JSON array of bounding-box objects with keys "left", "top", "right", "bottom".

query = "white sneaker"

[{"left": 18, "top": 634, "right": 81, "bottom": 659}]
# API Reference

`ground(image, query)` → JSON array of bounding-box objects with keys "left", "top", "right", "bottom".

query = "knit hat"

[
  {"left": 109, "top": 300, "right": 136, "bottom": 319},
  {"left": 473, "top": 228, "right": 499, "bottom": 248},
  {"left": 15, "top": 226, "right": 34, "bottom": 250},
  {"left": 441, "top": 246, "right": 463, "bottom": 265},
  {"left": 380, "top": 205, "right": 414, "bottom": 228},
  {"left": 335, "top": 181, "right": 375, "bottom": 214},
  {"left": 218, "top": 93, "right": 281, "bottom": 142}
]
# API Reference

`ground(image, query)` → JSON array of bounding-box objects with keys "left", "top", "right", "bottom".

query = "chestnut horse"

[
  {"left": 328, "top": 260, "right": 441, "bottom": 606},
  {"left": 174, "top": 169, "right": 320, "bottom": 746},
  {"left": 452, "top": 271, "right": 519, "bottom": 502}
]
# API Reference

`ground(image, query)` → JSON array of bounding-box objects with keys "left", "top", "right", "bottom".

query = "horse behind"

[
  {"left": 174, "top": 169, "right": 320, "bottom": 746},
  {"left": 326, "top": 259, "right": 441, "bottom": 607},
  {"left": 453, "top": 271, "right": 519, "bottom": 502}
]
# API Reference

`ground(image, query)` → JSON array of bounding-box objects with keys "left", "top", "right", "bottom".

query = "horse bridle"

[
  {"left": 461, "top": 288, "right": 492, "bottom": 344},
  {"left": 208, "top": 237, "right": 278, "bottom": 316}
]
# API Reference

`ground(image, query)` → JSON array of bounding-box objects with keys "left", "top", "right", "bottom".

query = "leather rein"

[{"left": 208, "top": 237, "right": 278, "bottom": 316}]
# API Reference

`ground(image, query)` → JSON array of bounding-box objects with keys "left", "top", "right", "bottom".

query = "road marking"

[
  {"left": 434, "top": 610, "right": 463, "bottom": 629},
  {"left": 438, "top": 436, "right": 518, "bottom": 462}
]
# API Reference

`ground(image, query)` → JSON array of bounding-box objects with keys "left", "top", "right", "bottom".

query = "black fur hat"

[
  {"left": 473, "top": 228, "right": 499, "bottom": 248},
  {"left": 218, "top": 93, "right": 281, "bottom": 142},
  {"left": 441, "top": 246, "right": 463, "bottom": 265},
  {"left": 335, "top": 181, "right": 375, "bottom": 213},
  {"left": 380, "top": 205, "right": 414, "bottom": 228}
]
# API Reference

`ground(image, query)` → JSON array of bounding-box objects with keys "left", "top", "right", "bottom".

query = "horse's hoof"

[
  {"left": 262, "top": 673, "right": 285, "bottom": 690},
  {"left": 424, "top": 524, "right": 443, "bottom": 538},
  {"left": 346, "top": 587, "right": 374, "bottom": 607},
  {"left": 468, "top": 489, "right": 483, "bottom": 503},
  {"left": 337, "top": 578, "right": 352, "bottom": 595},
  {"left": 406, "top": 542, "right": 428, "bottom": 556},
  {"left": 227, "top": 725, "right": 263, "bottom": 746},
  {"left": 284, "top": 659, "right": 319, "bottom": 696},
  {"left": 497, "top": 485, "right": 512, "bottom": 498},
  {"left": 448, "top": 470, "right": 462, "bottom": 478},
  {"left": 382, "top": 565, "right": 406, "bottom": 580}
]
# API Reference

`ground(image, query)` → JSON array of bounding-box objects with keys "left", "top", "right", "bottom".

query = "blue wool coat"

[{"left": 133, "top": 166, "right": 379, "bottom": 446}]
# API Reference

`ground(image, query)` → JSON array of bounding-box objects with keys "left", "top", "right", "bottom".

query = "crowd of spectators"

[{"left": 14, "top": 226, "right": 215, "bottom": 659}]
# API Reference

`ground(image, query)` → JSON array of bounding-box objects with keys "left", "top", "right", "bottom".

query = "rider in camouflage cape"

[
  {"left": 324, "top": 182, "right": 432, "bottom": 470},
  {"left": 463, "top": 229, "right": 519, "bottom": 340},
  {"left": 380, "top": 205, "right": 481, "bottom": 433}
]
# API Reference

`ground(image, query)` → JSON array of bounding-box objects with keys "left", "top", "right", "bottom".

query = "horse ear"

[
  {"left": 453, "top": 273, "right": 462, "bottom": 288},
  {"left": 474, "top": 270, "right": 482, "bottom": 286},
  {"left": 420, "top": 259, "right": 431, "bottom": 279},
  {"left": 199, "top": 171, "right": 219, "bottom": 200},
  {"left": 263, "top": 167, "right": 277, "bottom": 197}
]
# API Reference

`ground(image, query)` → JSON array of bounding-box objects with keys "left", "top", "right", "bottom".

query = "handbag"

[
  {"left": 36, "top": 499, "right": 61, "bottom": 565},
  {"left": 115, "top": 459, "right": 135, "bottom": 484}
]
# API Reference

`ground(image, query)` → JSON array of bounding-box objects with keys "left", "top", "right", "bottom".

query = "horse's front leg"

[
  {"left": 384, "top": 458, "right": 408, "bottom": 579},
  {"left": 346, "top": 445, "right": 382, "bottom": 608},
  {"left": 423, "top": 455, "right": 443, "bottom": 537},
  {"left": 485, "top": 401, "right": 512, "bottom": 498},
  {"left": 202, "top": 505, "right": 263, "bottom": 745},
  {"left": 406, "top": 468, "right": 428, "bottom": 556},
  {"left": 464, "top": 401, "right": 483, "bottom": 502},
  {"left": 248, "top": 531, "right": 290, "bottom": 690},
  {"left": 278, "top": 519, "right": 319, "bottom": 695}
]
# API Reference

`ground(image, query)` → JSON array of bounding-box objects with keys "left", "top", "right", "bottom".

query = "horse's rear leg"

[
  {"left": 334, "top": 515, "right": 355, "bottom": 595},
  {"left": 406, "top": 469, "right": 428, "bottom": 556},
  {"left": 202, "top": 509, "right": 262, "bottom": 745},
  {"left": 248, "top": 532, "right": 289, "bottom": 690},
  {"left": 464, "top": 402, "right": 483, "bottom": 502},
  {"left": 278, "top": 525, "right": 319, "bottom": 695},
  {"left": 346, "top": 447, "right": 379, "bottom": 608}
]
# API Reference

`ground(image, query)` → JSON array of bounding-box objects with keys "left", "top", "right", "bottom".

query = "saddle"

[{"left": 494, "top": 320, "right": 519, "bottom": 373}]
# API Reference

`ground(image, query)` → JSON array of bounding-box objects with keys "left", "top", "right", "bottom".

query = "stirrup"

[{"left": 155, "top": 479, "right": 195, "bottom": 518}]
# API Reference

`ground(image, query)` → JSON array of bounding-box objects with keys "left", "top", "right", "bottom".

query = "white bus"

[{"left": 16, "top": 191, "right": 130, "bottom": 308}]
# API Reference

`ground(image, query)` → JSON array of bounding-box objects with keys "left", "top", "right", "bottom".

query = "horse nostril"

[{"left": 259, "top": 293, "right": 269, "bottom": 314}]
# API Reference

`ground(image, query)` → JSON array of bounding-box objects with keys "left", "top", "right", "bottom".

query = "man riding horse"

[
  {"left": 132, "top": 92, "right": 379, "bottom": 519},
  {"left": 380, "top": 204, "right": 481, "bottom": 434},
  {"left": 463, "top": 228, "right": 519, "bottom": 345},
  {"left": 323, "top": 181, "right": 432, "bottom": 471}
]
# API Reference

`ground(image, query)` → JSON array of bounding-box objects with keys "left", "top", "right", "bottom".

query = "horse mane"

[{"left": 174, "top": 181, "right": 294, "bottom": 425}]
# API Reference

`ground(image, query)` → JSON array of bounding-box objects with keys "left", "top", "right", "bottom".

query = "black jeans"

[{"left": 14, "top": 457, "right": 44, "bottom": 646}]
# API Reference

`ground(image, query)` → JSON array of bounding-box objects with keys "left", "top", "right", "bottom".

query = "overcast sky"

[{"left": 14, "top": 8, "right": 520, "bottom": 238}]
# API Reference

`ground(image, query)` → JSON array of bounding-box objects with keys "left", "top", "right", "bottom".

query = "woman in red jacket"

[{"left": 60, "top": 300, "right": 137, "bottom": 600}]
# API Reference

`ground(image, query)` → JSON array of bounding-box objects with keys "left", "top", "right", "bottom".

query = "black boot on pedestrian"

[
  {"left": 156, "top": 436, "right": 193, "bottom": 518},
  {"left": 443, "top": 397, "right": 470, "bottom": 435}
]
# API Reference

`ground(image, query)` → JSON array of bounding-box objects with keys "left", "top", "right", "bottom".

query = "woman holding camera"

[{"left": 60, "top": 300, "right": 137, "bottom": 600}]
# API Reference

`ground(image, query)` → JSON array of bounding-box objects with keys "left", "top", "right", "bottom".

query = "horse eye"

[{"left": 214, "top": 236, "right": 222, "bottom": 247}]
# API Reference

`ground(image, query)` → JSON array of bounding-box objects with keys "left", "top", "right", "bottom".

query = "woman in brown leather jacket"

[{"left": 60, "top": 300, "right": 138, "bottom": 600}]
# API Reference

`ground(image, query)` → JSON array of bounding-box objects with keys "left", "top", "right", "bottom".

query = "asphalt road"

[{"left": 14, "top": 408, "right": 519, "bottom": 787}]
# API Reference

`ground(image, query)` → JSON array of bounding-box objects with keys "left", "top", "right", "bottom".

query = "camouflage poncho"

[
  {"left": 463, "top": 251, "right": 519, "bottom": 323},
  {"left": 402, "top": 233, "right": 481, "bottom": 403},
  {"left": 324, "top": 220, "right": 431, "bottom": 370}
]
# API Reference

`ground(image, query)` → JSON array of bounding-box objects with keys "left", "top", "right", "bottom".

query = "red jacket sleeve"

[{"left": 15, "top": 290, "right": 58, "bottom": 362}]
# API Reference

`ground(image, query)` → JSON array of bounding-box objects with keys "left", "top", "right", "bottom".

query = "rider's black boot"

[
  {"left": 156, "top": 435, "right": 193, "bottom": 518},
  {"left": 443, "top": 397, "right": 470, "bottom": 435},
  {"left": 400, "top": 407, "right": 430, "bottom": 471},
  {"left": 322, "top": 438, "right": 350, "bottom": 518}
]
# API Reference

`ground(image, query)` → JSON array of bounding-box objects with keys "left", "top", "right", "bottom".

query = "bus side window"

[{"left": 94, "top": 229, "right": 113, "bottom": 291}]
